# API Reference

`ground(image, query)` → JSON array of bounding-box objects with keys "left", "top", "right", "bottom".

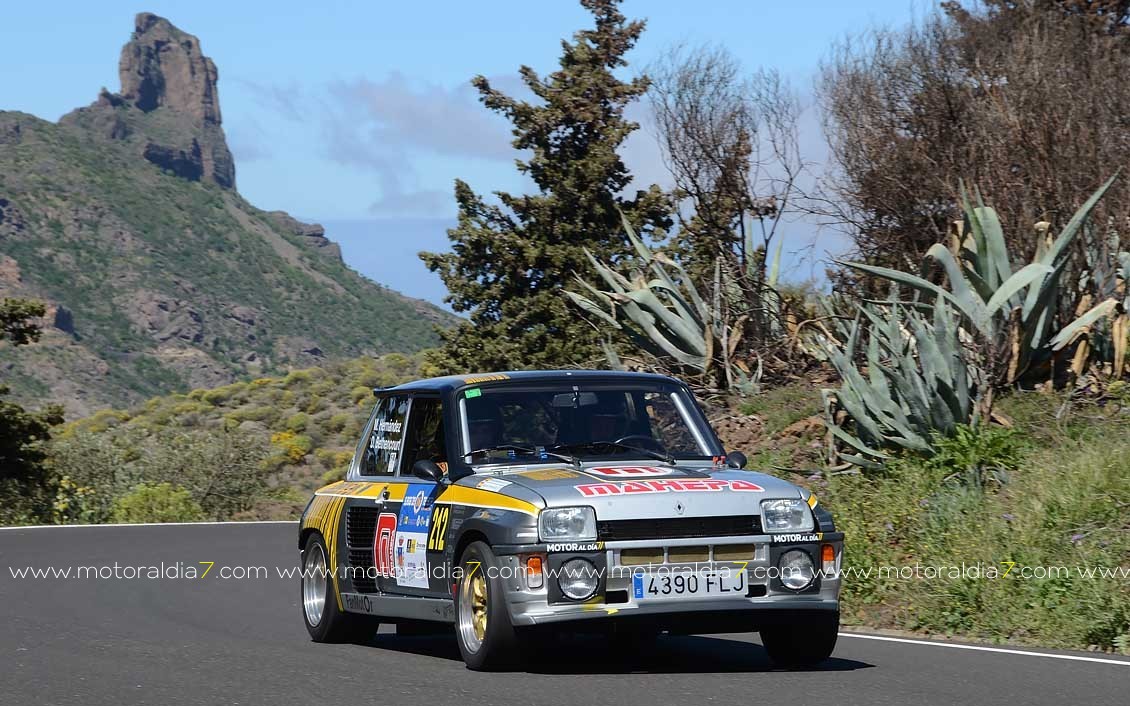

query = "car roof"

[{"left": 379, "top": 369, "right": 685, "bottom": 395}]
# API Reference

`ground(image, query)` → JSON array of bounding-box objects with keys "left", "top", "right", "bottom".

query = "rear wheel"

[
  {"left": 760, "top": 612, "right": 839, "bottom": 668},
  {"left": 455, "top": 541, "right": 521, "bottom": 670},
  {"left": 301, "top": 533, "right": 378, "bottom": 643}
]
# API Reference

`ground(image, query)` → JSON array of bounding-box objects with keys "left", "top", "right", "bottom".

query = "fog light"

[
  {"left": 558, "top": 558, "right": 599, "bottom": 600},
  {"left": 778, "top": 549, "right": 815, "bottom": 590},
  {"left": 525, "top": 555, "right": 544, "bottom": 589}
]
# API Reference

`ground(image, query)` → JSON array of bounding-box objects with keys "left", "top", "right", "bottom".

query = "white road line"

[
  {"left": 0, "top": 520, "right": 298, "bottom": 531},
  {"left": 840, "top": 632, "right": 1130, "bottom": 666}
]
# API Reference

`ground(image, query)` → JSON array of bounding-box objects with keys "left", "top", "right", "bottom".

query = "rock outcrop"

[
  {"left": 120, "top": 13, "right": 223, "bottom": 123},
  {"left": 263, "top": 211, "right": 344, "bottom": 262},
  {"left": 0, "top": 12, "right": 453, "bottom": 417},
  {"left": 62, "top": 12, "right": 235, "bottom": 189}
]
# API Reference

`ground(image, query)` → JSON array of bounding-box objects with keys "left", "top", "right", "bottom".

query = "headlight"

[
  {"left": 778, "top": 549, "right": 816, "bottom": 590},
  {"left": 538, "top": 506, "right": 597, "bottom": 542},
  {"left": 558, "top": 558, "right": 599, "bottom": 600},
  {"left": 760, "top": 498, "right": 815, "bottom": 533}
]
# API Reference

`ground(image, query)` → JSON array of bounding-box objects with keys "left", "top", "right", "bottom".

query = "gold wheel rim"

[{"left": 470, "top": 573, "right": 487, "bottom": 642}]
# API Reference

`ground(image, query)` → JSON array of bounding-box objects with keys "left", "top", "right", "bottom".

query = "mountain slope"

[{"left": 0, "top": 13, "right": 452, "bottom": 416}]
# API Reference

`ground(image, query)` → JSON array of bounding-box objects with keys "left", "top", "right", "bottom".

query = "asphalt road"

[{"left": 1, "top": 523, "right": 1126, "bottom": 706}]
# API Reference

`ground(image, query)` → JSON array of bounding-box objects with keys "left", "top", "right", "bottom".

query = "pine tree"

[
  {"left": 0, "top": 298, "right": 64, "bottom": 522},
  {"left": 420, "top": 0, "right": 672, "bottom": 373}
]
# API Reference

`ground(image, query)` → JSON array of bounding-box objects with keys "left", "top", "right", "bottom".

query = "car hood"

[{"left": 463, "top": 462, "right": 803, "bottom": 521}]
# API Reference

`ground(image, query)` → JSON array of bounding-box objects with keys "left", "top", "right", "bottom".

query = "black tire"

[
  {"left": 760, "top": 612, "right": 839, "bottom": 668},
  {"left": 454, "top": 541, "right": 521, "bottom": 670},
  {"left": 301, "top": 533, "right": 379, "bottom": 643}
]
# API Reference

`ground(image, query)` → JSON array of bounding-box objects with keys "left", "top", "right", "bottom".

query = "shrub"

[
  {"left": 110, "top": 483, "right": 205, "bottom": 523},
  {"left": 823, "top": 409, "right": 1130, "bottom": 652},
  {"left": 284, "top": 412, "right": 309, "bottom": 433},
  {"left": 325, "top": 412, "right": 352, "bottom": 434},
  {"left": 201, "top": 387, "right": 232, "bottom": 406},
  {"left": 270, "top": 430, "right": 312, "bottom": 463},
  {"left": 350, "top": 385, "right": 372, "bottom": 405},
  {"left": 138, "top": 429, "right": 269, "bottom": 518}
]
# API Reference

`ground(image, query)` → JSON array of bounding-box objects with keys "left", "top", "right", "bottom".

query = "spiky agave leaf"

[{"left": 822, "top": 299, "right": 980, "bottom": 465}]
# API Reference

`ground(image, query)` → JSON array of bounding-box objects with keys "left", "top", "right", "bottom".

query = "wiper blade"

[
  {"left": 552, "top": 441, "right": 674, "bottom": 465},
  {"left": 464, "top": 444, "right": 579, "bottom": 467}
]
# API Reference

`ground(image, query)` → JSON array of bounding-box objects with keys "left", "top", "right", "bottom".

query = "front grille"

[
  {"left": 346, "top": 506, "right": 380, "bottom": 593},
  {"left": 597, "top": 515, "right": 762, "bottom": 541}
]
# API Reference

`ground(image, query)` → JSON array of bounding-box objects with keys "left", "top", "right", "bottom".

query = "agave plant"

[
  {"left": 1050, "top": 249, "right": 1130, "bottom": 378},
  {"left": 822, "top": 297, "right": 981, "bottom": 467},
  {"left": 565, "top": 214, "right": 775, "bottom": 393},
  {"left": 838, "top": 176, "right": 1118, "bottom": 384}
]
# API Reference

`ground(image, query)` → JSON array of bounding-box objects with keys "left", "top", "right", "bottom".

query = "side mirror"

[
  {"left": 725, "top": 451, "right": 747, "bottom": 469},
  {"left": 412, "top": 459, "right": 444, "bottom": 483}
]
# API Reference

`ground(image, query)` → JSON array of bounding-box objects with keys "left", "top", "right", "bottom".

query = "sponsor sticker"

[
  {"left": 464, "top": 388, "right": 482, "bottom": 399},
  {"left": 463, "top": 374, "right": 510, "bottom": 384},
  {"left": 547, "top": 541, "right": 604, "bottom": 553},
  {"left": 343, "top": 593, "right": 376, "bottom": 613},
  {"left": 575, "top": 478, "right": 765, "bottom": 497},
  {"left": 586, "top": 466, "right": 675, "bottom": 478},
  {"left": 395, "top": 483, "right": 435, "bottom": 588},
  {"left": 771, "top": 533, "right": 822, "bottom": 543},
  {"left": 476, "top": 477, "right": 512, "bottom": 492},
  {"left": 519, "top": 469, "right": 579, "bottom": 480},
  {"left": 373, "top": 512, "right": 397, "bottom": 577}
]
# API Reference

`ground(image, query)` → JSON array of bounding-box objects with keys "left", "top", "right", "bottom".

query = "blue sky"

[{"left": 0, "top": 0, "right": 924, "bottom": 305}]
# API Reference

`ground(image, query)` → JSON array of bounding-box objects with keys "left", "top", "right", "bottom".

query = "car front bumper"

[{"left": 493, "top": 533, "right": 843, "bottom": 629}]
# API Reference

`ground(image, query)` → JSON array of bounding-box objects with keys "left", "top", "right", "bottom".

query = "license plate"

[{"left": 631, "top": 569, "right": 747, "bottom": 601}]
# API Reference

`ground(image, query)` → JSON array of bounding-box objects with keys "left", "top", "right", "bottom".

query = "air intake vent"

[
  {"left": 597, "top": 515, "right": 762, "bottom": 541},
  {"left": 346, "top": 506, "right": 380, "bottom": 593}
]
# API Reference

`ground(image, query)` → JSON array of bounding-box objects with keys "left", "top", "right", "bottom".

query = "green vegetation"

[
  {"left": 822, "top": 299, "right": 977, "bottom": 466},
  {"left": 840, "top": 179, "right": 1124, "bottom": 388},
  {"left": 34, "top": 353, "right": 429, "bottom": 523},
  {"left": 734, "top": 382, "right": 1130, "bottom": 653},
  {"left": 110, "top": 483, "right": 205, "bottom": 524},
  {"left": 420, "top": 0, "right": 672, "bottom": 373},
  {"left": 0, "top": 298, "right": 47, "bottom": 345},
  {"left": 0, "top": 109, "right": 452, "bottom": 415},
  {"left": 823, "top": 394, "right": 1130, "bottom": 653},
  {"left": 567, "top": 215, "right": 785, "bottom": 394},
  {"left": 0, "top": 298, "right": 65, "bottom": 523}
]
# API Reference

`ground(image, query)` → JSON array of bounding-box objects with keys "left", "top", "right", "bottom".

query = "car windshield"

[{"left": 457, "top": 383, "right": 717, "bottom": 466}]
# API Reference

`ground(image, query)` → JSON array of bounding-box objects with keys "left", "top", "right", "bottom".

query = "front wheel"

[
  {"left": 760, "top": 612, "right": 839, "bottom": 668},
  {"left": 455, "top": 541, "right": 521, "bottom": 670},
  {"left": 301, "top": 533, "right": 378, "bottom": 643}
]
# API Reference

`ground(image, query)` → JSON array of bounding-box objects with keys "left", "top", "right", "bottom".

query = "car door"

[
  {"left": 354, "top": 393, "right": 411, "bottom": 595},
  {"left": 378, "top": 394, "right": 451, "bottom": 597}
]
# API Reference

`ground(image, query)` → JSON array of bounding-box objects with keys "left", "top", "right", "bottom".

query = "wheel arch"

[
  {"left": 454, "top": 528, "right": 491, "bottom": 564},
  {"left": 298, "top": 525, "right": 319, "bottom": 550}
]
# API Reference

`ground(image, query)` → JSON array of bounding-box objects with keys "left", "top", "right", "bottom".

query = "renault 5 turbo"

[{"left": 298, "top": 370, "right": 842, "bottom": 670}]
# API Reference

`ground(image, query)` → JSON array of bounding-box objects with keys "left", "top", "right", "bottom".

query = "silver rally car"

[{"left": 299, "top": 370, "right": 842, "bottom": 670}]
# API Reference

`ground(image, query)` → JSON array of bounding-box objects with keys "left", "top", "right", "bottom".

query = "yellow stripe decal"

[
  {"left": 328, "top": 495, "right": 345, "bottom": 610},
  {"left": 315, "top": 482, "right": 539, "bottom": 516},
  {"left": 807, "top": 494, "right": 819, "bottom": 509},
  {"left": 315, "top": 481, "right": 408, "bottom": 501},
  {"left": 301, "top": 493, "right": 347, "bottom": 610},
  {"left": 435, "top": 486, "right": 539, "bottom": 516}
]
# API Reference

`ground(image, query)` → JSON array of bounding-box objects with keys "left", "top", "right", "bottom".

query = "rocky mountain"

[{"left": 0, "top": 13, "right": 453, "bottom": 417}]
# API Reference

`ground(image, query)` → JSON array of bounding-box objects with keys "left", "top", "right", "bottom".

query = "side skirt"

[{"left": 340, "top": 592, "right": 455, "bottom": 623}]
